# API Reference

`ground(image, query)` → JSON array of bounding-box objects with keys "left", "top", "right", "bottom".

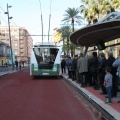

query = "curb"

[{"left": 62, "top": 74, "right": 120, "bottom": 120}]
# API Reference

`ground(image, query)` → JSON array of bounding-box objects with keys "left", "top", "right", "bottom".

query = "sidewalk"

[
  {"left": 0, "top": 67, "right": 17, "bottom": 76},
  {"left": 0, "top": 65, "right": 28, "bottom": 77},
  {"left": 62, "top": 73, "right": 120, "bottom": 120}
]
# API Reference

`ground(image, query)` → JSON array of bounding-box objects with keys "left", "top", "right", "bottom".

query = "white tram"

[{"left": 30, "top": 42, "right": 61, "bottom": 76}]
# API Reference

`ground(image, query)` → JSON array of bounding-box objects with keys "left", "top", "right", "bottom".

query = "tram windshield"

[{"left": 33, "top": 47, "right": 59, "bottom": 69}]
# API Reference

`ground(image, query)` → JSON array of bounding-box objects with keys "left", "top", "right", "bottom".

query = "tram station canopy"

[{"left": 70, "top": 12, "right": 120, "bottom": 49}]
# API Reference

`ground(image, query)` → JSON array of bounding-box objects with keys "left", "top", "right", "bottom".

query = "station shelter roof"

[{"left": 70, "top": 20, "right": 120, "bottom": 48}]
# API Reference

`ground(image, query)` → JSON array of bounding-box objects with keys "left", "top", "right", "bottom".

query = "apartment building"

[
  {"left": 0, "top": 26, "right": 33, "bottom": 63},
  {"left": 0, "top": 41, "right": 11, "bottom": 65}
]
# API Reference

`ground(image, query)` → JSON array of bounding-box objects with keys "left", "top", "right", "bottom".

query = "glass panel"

[
  {"left": 117, "top": 16, "right": 120, "bottom": 19},
  {"left": 33, "top": 47, "right": 58, "bottom": 69},
  {"left": 103, "top": 14, "right": 117, "bottom": 22}
]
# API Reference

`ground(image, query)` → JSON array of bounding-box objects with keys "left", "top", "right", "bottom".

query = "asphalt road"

[{"left": 0, "top": 68, "right": 97, "bottom": 120}]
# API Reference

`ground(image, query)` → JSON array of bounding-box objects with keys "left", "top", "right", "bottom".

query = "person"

[
  {"left": 71, "top": 56, "right": 76, "bottom": 81},
  {"left": 74, "top": 55, "right": 79, "bottom": 82},
  {"left": 77, "top": 53, "right": 88, "bottom": 87},
  {"left": 88, "top": 55, "right": 93, "bottom": 86},
  {"left": 22, "top": 61, "right": 25, "bottom": 67},
  {"left": 106, "top": 51, "right": 117, "bottom": 97},
  {"left": 89, "top": 52, "right": 99, "bottom": 90},
  {"left": 15, "top": 60, "right": 18, "bottom": 70},
  {"left": 19, "top": 61, "right": 22, "bottom": 70},
  {"left": 50, "top": 54, "right": 55, "bottom": 63},
  {"left": 61, "top": 58, "right": 66, "bottom": 74},
  {"left": 97, "top": 53, "right": 107, "bottom": 94},
  {"left": 104, "top": 66, "right": 113, "bottom": 104},
  {"left": 112, "top": 54, "right": 120, "bottom": 103},
  {"left": 66, "top": 57, "right": 72, "bottom": 78}
]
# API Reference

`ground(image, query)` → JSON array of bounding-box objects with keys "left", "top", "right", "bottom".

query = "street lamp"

[{"left": 4, "top": 3, "right": 14, "bottom": 70}]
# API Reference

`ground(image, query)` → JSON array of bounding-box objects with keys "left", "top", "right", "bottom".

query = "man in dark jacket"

[
  {"left": 66, "top": 57, "right": 72, "bottom": 78},
  {"left": 71, "top": 55, "right": 78, "bottom": 81},
  {"left": 97, "top": 53, "right": 107, "bottom": 94},
  {"left": 106, "top": 51, "right": 117, "bottom": 97},
  {"left": 61, "top": 58, "right": 66, "bottom": 74},
  {"left": 15, "top": 60, "right": 18, "bottom": 70},
  {"left": 74, "top": 55, "right": 79, "bottom": 82},
  {"left": 89, "top": 52, "right": 99, "bottom": 90}
]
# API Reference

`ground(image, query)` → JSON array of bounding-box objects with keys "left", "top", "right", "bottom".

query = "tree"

[
  {"left": 62, "top": 7, "right": 83, "bottom": 32},
  {"left": 79, "top": 5, "right": 90, "bottom": 25},
  {"left": 98, "top": 0, "right": 115, "bottom": 15},
  {"left": 111, "top": 0, "right": 120, "bottom": 10},
  {"left": 62, "top": 7, "right": 83, "bottom": 57},
  {"left": 80, "top": 0, "right": 99, "bottom": 24},
  {"left": 56, "top": 26, "right": 71, "bottom": 56},
  {"left": 80, "top": 0, "right": 115, "bottom": 23}
]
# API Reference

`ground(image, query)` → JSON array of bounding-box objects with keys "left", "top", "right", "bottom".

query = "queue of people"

[
  {"left": 60, "top": 51, "right": 120, "bottom": 104},
  {"left": 15, "top": 60, "right": 25, "bottom": 70}
]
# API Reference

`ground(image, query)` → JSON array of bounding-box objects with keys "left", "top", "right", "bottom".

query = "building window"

[
  {"left": 15, "top": 52, "right": 18, "bottom": 55},
  {"left": 1, "top": 39, "right": 5, "bottom": 41},
  {"left": 15, "top": 44, "right": 18, "bottom": 46},
  {"left": 1, "top": 30, "right": 5, "bottom": 32},
  {"left": 3, "top": 46, "right": 6, "bottom": 53}
]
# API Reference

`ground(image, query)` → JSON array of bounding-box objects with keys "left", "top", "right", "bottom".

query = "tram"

[{"left": 30, "top": 42, "right": 61, "bottom": 76}]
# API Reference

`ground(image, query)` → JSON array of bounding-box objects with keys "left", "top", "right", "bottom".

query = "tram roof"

[{"left": 70, "top": 12, "right": 120, "bottom": 48}]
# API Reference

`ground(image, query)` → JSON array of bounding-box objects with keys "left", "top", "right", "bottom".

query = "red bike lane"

[{"left": 0, "top": 69, "right": 97, "bottom": 120}]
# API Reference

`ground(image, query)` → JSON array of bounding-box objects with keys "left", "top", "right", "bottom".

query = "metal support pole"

[
  {"left": 83, "top": 46, "right": 88, "bottom": 57},
  {"left": 6, "top": 3, "right": 14, "bottom": 70}
]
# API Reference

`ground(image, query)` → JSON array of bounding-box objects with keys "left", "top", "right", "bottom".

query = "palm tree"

[
  {"left": 62, "top": 7, "right": 83, "bottom": 32},
  {"left": 56, "top": 26, "right": 82, "bottom": 57},
  {"left": 80, "top": 0, "right": 98, "bottom": 24},
  {"left": 99, "top": 0, "right": 115, "bottom": 15},
  {"left": 56, "top": 26, "right": 71, "bottom": 56},
  {"left": 80, "top": 5, "right": 90, "bottom": 25},
  {"left": 62, "top": 7, "right": 83, "bottom": 57},
  {"left": 81, "top": 0, "right": 115, "bottom": 21},
  {"left": 111, "top": 0, "right": 120, "bottom": 10}
]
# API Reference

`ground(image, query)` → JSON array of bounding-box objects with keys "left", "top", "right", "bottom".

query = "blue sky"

[{"left": 0, "top": 0, "right": 83, "bottom": 44}]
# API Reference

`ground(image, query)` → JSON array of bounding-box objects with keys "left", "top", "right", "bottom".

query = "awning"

[{"left": 70, "top": 20, "right": 120, "bottom": 47}]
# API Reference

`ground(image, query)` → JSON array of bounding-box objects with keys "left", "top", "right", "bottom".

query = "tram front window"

[{"left": 33, "top": 48, "right": 58, "bottom": 69}]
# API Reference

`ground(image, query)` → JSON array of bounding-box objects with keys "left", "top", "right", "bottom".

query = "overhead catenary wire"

[
  {"left": 0, "top": 6, "right": 7, "bottom": 25},
  {"left": 0, "top": 6, "right": 18, "bottom": 26},
  {"left": 0, "top": 5, "right": 44, "bottom": 34},
  {"left": 0, "top": 5, "right": 46, "bottom": 38},
  {"left": 0, "top": 15, "right": 7, "bottom": 25},
  {"left": 0, "top": 1, "right": 53, "bottom": 40}
]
